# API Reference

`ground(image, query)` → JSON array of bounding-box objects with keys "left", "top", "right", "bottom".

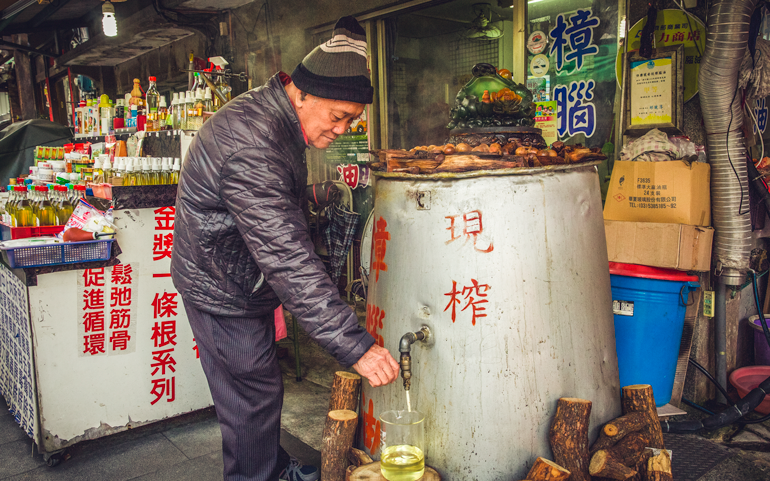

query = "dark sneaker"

[{"left": 279, "top": 458, "right": 319, "bottom": 481}]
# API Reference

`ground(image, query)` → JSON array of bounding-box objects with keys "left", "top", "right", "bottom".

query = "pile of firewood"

[
  {"left": 369, "top": 141, "right": 607, "bottom": 174},
  {"left": 519, "top": 385, "right": 673, "bottom": 481}
]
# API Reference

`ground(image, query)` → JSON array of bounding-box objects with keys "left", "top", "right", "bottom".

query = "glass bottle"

[
  {"left": 185, "top": 91, "right": 194, "bottom": 130},
  {"left": 4, "top": 185, "right": 16, "bottom": 226},
  {"left": 56, "top": 185, "right": 74, "bottom": 225},
  {"left": 129, "top": 78, "right": 144, "bottom": 116},
  {"left": 37, "top": 186, "right": 57, "bottom": 226},
  {"left": 15, "top": 186, "right": 35, "bottom": 227},
  {"left": 146, "top": 76, "right": 160, "bottom": 132}
]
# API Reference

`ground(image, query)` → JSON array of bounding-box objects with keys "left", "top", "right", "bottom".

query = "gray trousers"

[{"left": 185, "top": 302, "right": 289, "bottom": 481}]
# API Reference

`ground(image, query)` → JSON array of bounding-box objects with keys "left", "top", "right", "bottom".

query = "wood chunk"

[
  {"left": 549, "top": 398, "right": 592, "bottom": 481},
  {"left": 621, "top": 385, "right": 665, "bottom": 450},
  {"left": 347, "top": 447, "right": 373, "bottom": 468},
  {"left": 591, "top": 412, "right": 648, "bottom": 455},
  {"left": 321, "top": 410, "right": 358, "bottom": 481},
  {"left": 347, "top": 461, "right": 441, "bottom": 480},
  {"left": 329, "top": 372, "right": 362, "bottom": 413},
  {"left": 525, "top": 457, "right": 571, "bottom": 481},
  {"left": 645, "top": 451, "right": 672, "bottom": 481},
  {"left": 629, "top": 449, "right": 653, "bottom": 481},
  {"left": 589, "top": 450, "right": 637, "bottom": 480},
  {"left": 604, "top": 432, "right": 650, "bottom": 467}
]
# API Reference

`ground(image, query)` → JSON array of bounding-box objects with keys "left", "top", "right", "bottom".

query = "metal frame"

[{"left": 623, "top": 44, "right": 684, "bottom": 136}]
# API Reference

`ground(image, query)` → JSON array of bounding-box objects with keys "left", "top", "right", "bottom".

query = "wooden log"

[
  {"left": 329, "top": 372, "right": 362, "bottom": 412},
  {"left": 603, "top": 432, "right": 650, "bottom": 467},
  {"left": 321, "top": 410, "right": 359, "bottom": 481},
  {"left": 621, "top": 385, "right": 665, "bottom": 449},
  {"left": 347, "top": 461, "right": 441, "bottom": 480},
  {"left": 591, "top": 412, "right": 648, "bottom": 454},
  {"left": 589, "top": 450, "right": 637, "bottom": 480},
  {"left": 525, "top": 457, "right": 571, "bottom": 481},
  {"left": 347, "top": 447, "right": 373, "bottom": 468},
  {"left": 548, "top": 397, "right": 592, "bottom": 481},
  {"left": 645, "top": 451, "right": 673, "bottom": 481},
  {"left": 628, "top": 449, "right": 653, "bottom": 481}
]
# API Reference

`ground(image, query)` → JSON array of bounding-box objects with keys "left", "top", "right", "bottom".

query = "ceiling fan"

[{"left": 461, "top": 3, "right": 504, "bottom": 41}]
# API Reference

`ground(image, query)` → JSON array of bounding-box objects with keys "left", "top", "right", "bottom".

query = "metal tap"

[{"left": 399, "top": 326, "right": 430, "bottom": 391}]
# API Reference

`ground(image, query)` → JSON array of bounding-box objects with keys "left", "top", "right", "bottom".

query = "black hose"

[
  {"left": 688, "top": 358, "right": 731, "bottom": 402},
  {"left": 681, "top": 397, "right": 715, "bottom": 416}
]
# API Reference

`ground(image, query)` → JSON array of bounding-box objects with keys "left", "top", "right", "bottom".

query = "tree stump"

[
  {"left": 329, "top": 371, "right": 363, "bottom": 412},
  {"left": 548, "top": 398, "right": 592, "bottom": 481},
  {"left": 591, "top": 412, "right": 648, "bottom": 454},
  {"left": 346, "top": 461, "right": 441, "bottom": 480},
  {"left": 645, "top": 451, "right": 673, "bottom": 481},
  {"left": 628, "top": 449, "right": 653, "bottom": 481},
  {"left": 621, "top": 385, "right": 665, "bottom": 450},
  {"left": 322, "top": 410, "right": 359, "bottom": 481},
  {"left": 589, "top": 451, "right": 637, "bottom": 480},
  {"left": 525, "top": 457, "right": 571, "bottom": 481}
]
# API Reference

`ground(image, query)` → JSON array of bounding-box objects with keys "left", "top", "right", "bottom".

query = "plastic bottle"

[
  {"left": 4, "top": 185, "right": 16, "bottom": 225},
  {"left": 184, "top": 91, "right": 194, "bottom": 130},
  {"left": 37, "top": 186, "right": 57, "bottom": 226},
  {"left": 73, "top": 184, "right": 87, "bottom": 203},
  {"left": 204, "top": 87, "right": 213, "bottom": 114},
  {"left": 161, "top": 158, "right": 171, "bottom": 184},
  {"left": 150, "top": 158, "right": 161, "bottom": 185},
  {"left": 171, "top": 158, "right": 180, "bottom": 184},
  {"left": 103, "top": 157, "right": 113, "bottom": 184},
  {"left": 113, "top": 158, "right": 125, "bottom": 186},
  {"left": 139, "top": 158, "right": 149, "bottom": 185},
  {"left": 99, "top": 94, "right": 112, "bottom": 135},
  {"left": 125, "top": 161, "right": 138, "bottom": 186},
  {"left": 93, "top": 157, "right": 104, "bottom": 183},
  {"left": 14, "top": 186, "right": 34, "bottom": 227}
]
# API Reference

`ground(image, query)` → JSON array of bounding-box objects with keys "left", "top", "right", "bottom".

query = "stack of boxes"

[{"left": 604, "top": 159, "right": 713, "bottom": 271}]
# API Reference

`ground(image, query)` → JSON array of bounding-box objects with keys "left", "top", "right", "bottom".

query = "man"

[{"left": 171, "top": 16, "right": 399, "bottom": 481}]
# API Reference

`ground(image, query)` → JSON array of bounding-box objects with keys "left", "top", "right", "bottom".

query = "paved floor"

[{"left": 2, "top": 309, "right": 770, "bottom": 479}]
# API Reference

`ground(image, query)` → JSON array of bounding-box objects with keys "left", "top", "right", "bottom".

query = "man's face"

[{"left": 295, "top": 94, "right": 365, "bottom": 149}]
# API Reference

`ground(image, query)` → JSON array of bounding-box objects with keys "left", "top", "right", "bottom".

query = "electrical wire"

[
  {"left": 230, "top": 2, "right": 267, "bottom": 52},
  {"left": 672, "top": 0, "right": 703, "bottom": 59},
  {"left": 726, "top": 85, "right": 750, "bottom": 215},
  {"left": 681, "top": 397, "right": 715, "bottom": 415},
  {"left": 688, "top": 357, "right": 731, "bottom": 401}
]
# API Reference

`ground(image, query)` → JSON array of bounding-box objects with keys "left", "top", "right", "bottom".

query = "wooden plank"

[{"left": 13, "top": 35, "right": 37, "bottom": 120}]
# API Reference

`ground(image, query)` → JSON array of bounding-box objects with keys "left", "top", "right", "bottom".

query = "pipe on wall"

[{"left": 700, "top": 0, "right": 757, "bottom": 287}]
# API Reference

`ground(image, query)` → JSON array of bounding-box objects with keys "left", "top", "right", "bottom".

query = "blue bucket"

[{"left": 609, "top": 262, "right": 699, "bottom": 406}]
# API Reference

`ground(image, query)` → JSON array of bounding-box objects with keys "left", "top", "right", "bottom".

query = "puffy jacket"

[{"left": 171, "top": 73, "right": 374, "bottom": 367}]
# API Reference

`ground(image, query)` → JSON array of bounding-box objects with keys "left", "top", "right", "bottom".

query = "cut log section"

[
  {"left": 347, "top": 447, "right": 373, "bottom": 468},
  {"left": 621, "top": 385, "right": 665, "bottom": 449},
  {"left": 346, "top": 461, "right": 441, "bottom": 480},
  {"left": 589, "top": 450, "right": 637, "bottom": 480},
  {"left": 645, "top": 451, "right": 673, "bottom": 481},
  {"left": 321, "top": 410, "right": 359, "bottom": 481},
  {"left": 525, "top": 457, "right": 571, "bottom": 481},
  {"left": 548, "top": 398, "right": 592, "bottom": 481},
  {"left": 591, "top": 412, "right": 648, "bottom": 454},
  {"left": 603, "top": 432, "right": 650, "bottom": 467},
  {"left": 328, "top": 371, "right": 362, "bottom": 412}
]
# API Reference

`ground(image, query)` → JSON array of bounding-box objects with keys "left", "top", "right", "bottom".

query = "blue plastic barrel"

[{"left": 609, "top": 262, "right": 699, "bottom": 407}]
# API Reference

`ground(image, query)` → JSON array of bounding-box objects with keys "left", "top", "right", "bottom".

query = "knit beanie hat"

[{"left": 291, "top": 16, "right": 374, "bottom": 104}]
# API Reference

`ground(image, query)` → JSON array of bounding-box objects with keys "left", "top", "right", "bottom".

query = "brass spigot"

[{"left": 399, "top": 326, "right": 430, "bottom": 391}]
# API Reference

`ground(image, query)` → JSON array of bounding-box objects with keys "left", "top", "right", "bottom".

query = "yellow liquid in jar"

[{"left": 380, "top": 445, "right": 424, "bottom": 481}]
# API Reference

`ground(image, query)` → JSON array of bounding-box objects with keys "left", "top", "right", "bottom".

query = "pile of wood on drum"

[
  {"left": 520, "top": 384, "right": 673, "bottom": 481},
  {"left": 370, "top": 140, "right": 607, "bottom": 175}
]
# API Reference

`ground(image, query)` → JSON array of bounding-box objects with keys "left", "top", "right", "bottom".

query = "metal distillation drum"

[{"left": 360, "top": 163, "right": 621, "bottom": 480}]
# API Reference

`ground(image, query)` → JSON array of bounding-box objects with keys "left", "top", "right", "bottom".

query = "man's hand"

[{"left": 352, "top": 344, "right": 400, "bottom": 387}]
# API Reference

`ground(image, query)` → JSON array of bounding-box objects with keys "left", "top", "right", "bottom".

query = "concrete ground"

[{"left": 2, "top": 308, "right": 770, "bottom": 480}]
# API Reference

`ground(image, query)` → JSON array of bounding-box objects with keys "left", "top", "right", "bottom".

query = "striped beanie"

[{"left": 291, "top": 16, "right": 373, "bottom": 104}]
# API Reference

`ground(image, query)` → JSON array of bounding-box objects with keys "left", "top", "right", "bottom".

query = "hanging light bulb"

[{"left": 102, "top": 1, "right": 117, "bottom": 37}]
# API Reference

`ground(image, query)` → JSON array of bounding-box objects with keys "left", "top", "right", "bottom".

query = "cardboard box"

[
  {"left": 604, "top": 220, "right": 714, "bottom": 271},
  {"left": 603, "top": 160, "right": 710, "bottom": 226}
]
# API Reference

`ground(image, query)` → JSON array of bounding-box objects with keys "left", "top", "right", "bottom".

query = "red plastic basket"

[{"left": 0, "top": 224, "right": 65, "bottom": 241}]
